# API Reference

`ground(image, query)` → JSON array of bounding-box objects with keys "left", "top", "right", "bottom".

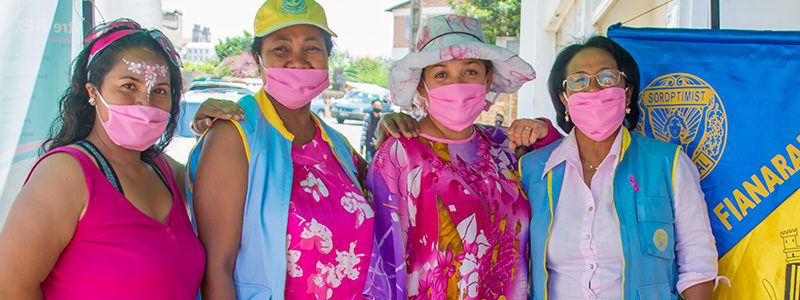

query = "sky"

[{"left": 161, "top": 0, "right": 402, "bottom": 58}]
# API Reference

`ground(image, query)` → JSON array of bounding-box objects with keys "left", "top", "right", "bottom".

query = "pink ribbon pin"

[{"left": 629, "top": 175, "right": 640, "bottom": 192}]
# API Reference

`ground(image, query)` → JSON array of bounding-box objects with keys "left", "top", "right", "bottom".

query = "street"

[{"left": 165, "top": 117, "right": 366, "bottom": 164}]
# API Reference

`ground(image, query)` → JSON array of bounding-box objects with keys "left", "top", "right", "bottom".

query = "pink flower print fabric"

[
  {"left": 365, "top": 125, "right": 531, "bottom": 300},
  {"left": 439, "top": 45, "right": 480, "bottom": 61},
  {"left": 446, "top": 15, "right": 479, "bottom": 31},
  {"left": 285, "top": 128, "right": 374, "bottom": 300},
  {"left": 416, "top": 26, "right": 431, "bottom": 51}
]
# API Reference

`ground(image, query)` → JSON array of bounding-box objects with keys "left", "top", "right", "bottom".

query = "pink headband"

[{"left": 87, "top": 29, "right": 138, "bottom": 65}]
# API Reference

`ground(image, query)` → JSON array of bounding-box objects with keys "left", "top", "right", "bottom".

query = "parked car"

[
  {"left": 311, "top": 95, "right": 326, "bottom": 116},
  {"left": 177, "top": 80, "right": 252, "bottom": 137},
  {"left": 330, "top": 89, "right": 395, "bottom": 124}
]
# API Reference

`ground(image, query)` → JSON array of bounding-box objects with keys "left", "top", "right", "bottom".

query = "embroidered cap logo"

[{"left": 282, "top": 0, "right": 307, "bottom": 15}]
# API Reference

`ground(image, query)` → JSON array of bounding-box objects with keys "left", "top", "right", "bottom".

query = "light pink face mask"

[
  {"left": 425, "top": 83, "right": 488, "bottom": 132},
  {"left": 566, "top": 87, "right": 627, "bottom": 141},
  {"left": 260, "top": 62, "right": 329, "bottom": 109},
  {"left": 94, "top": 91, "right": 170, "bottom": 151}
]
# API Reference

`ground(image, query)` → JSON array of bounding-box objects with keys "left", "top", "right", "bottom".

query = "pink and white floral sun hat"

[{"left": 389, "top": 14, "right": 536, "bottom": 108}]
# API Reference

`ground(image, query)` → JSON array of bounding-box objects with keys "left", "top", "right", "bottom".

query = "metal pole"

[
  {"left": 710, "top": 0, "right": 720, "bottom": 29},
  {"left": 82, "top": 0, "right": 94, "bottom": 39},
  {"left": 410, "top": 0, "right": 422, "bottom": 50}
]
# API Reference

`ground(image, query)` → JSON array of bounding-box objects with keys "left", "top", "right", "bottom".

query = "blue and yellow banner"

[{"left": 609, "top": 25, "right": 800, "bottom": 300}]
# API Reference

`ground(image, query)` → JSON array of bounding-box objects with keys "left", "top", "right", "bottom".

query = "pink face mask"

[
  {"left": 426, "top": 83, "right": 487, "bottom": 132},
  {"left": 95, "top": 91, "right": 170, "bottom": 151},
  {"left": 262, "top": 66, "right": 329, "bottom": 109},
  {"left": 566, "top": 87, "right": 627, "bottom": 141}
]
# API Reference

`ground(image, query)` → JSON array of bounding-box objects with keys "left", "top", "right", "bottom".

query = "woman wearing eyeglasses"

[
  {"left": 518, "top": 36, "right": 723, "bottom": 300},
  {"left": 0, "top": 19, "right": 242, "bottom": 299}
]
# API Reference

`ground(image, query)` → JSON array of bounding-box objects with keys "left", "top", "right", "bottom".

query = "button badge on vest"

[{"left": 653, "top": 228, "right": 669, "bottom": 252}]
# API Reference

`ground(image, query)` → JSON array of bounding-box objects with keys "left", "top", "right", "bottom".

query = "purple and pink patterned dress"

[
  {"left": 365, "top": 125, "right": 532, "bottom": 300},
  {"left": 285, "top": 127, "right": 374, "bottom": 300}
]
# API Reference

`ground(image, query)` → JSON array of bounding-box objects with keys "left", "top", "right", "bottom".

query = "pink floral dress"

[
  {"left": 364, "top": 125, "right": 532, "bottom": 300},
  {"left": 285, "top": 128, "right": 374, "bottom": 300}
]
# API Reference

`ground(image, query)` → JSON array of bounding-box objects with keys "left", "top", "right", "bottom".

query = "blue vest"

[
  {"left": 186, "top": 90, "right": 362, "bottom": 300},
  {"left": 519, "top": 129, "right": 682, "bottom": 300}
]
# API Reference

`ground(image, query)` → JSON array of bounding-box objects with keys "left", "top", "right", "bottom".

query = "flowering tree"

[{"left": 215, "top": 52, "right": 258, "bottom": 78}]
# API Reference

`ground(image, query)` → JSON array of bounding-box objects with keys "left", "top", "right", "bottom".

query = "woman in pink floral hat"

[{"left": 364, "top": 15, "right": 561, "bottom": 299}]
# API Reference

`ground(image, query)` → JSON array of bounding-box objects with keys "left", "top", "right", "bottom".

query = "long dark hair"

[
  {"left": 42, "top": 30, "right": 182, "bottom": 158},
  {"left": 547, "top": 36, "right": 641, "bottom": 132}
]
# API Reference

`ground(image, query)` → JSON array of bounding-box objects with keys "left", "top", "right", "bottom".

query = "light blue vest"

[
  {"left": 519, "top": 129, "right": 682, "bottom": 300},
  {"left": 186, "top": 90, "right": 362, "bottom": 300}
]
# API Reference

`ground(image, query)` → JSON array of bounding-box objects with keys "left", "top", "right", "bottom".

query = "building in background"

[
  {"left": 161, "top": 10, "right": 183, "bottom": 47},
  {"left": 386, "top": 0, "right": 455, "bottom": 61},
  {"left": 94, "top": 0, "right": 162, "bottom": 28},
  {"left": 516, "top": 0, "right": 800, "bottom": 125},
  {"left": 181, "top": 24, "right": 217, "bottom": 63},
  {"left": 495, "top": 36, "right": 521, "bottom": 54},
  {"left": 192, "top": 24, "right": 212, "bottom": 43}
]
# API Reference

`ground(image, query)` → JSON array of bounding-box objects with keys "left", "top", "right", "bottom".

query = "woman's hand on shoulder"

[
  {"left": 507, "top": 118, "right": 551, "bottom": 150},
  {"left": 191, "top": 98, "right": 246, "bottom": 136},
  {"left": 380, "top": 113, "right": 420, "bottom": 138}
]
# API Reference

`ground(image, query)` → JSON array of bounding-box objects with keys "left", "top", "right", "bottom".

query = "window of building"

[{"left": 405, "top": 18, "right": 411, "bottom": 41}]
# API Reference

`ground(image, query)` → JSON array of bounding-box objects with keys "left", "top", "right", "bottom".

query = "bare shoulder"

[
  {"left": 18, "top": 148, "right": 89, "bottom": 218},
  {"left": 204, "top": 121, "right": 245, "bottom": 149},
  {"left": 194, "top": 120, "right": 248, "bottom": 192},
  {"left": 27, "top": 149, "right": 87, "bottom": 191},
  {"left": 0, "top": 150, "right": 89, "bottom": 290}
]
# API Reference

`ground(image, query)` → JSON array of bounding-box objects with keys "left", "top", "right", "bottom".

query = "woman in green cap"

[{"left": 187, "top": 1, "right": 403, "bottom": 299}]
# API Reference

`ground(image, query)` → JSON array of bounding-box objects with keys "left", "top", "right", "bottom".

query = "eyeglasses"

[
  {"left": 85, "top": 18, "right": 182, "bottom": 68},
  {"left": 562, "top": 69, "right": 627, "bottom": 92}
]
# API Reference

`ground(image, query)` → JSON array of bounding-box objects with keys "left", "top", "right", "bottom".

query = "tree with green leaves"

[
  {"left": 183, "top": 60, "right": 219, "bottom": 75},
  {"left": 449, "top": 0, "right": 521, "bottom": 44},
  {"left": 215, "top": 31, "right": 253, "bottom": 61},
  {"left": 344, "top": 57, "right": 389, "bottom": 88}
]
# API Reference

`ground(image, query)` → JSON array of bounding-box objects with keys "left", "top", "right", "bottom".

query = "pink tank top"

[{"left": 33, "top": 146, "right": 205, "bottom": 300}]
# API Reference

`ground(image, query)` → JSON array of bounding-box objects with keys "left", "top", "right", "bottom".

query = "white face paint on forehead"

[{"left": 122, "top": 58, "right": 168, "bottom": 101}]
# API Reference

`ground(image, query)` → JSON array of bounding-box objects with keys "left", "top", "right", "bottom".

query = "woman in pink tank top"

[{"left": 0, "top": 19, "right": 242, "bottom": 299}]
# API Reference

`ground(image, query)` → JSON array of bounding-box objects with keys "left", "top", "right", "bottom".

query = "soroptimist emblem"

[
  {"left": 637, "top": 73, "right": 727, "bottom": 179},
  {"left": 282, "top": 0, "right": 307, "bottom": 15},
  {"left": 653, "top": 229, "right": 669, "bottom": 252}
]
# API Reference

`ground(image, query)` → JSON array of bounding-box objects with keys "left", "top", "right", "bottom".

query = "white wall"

[
  {"left": 517, "top": 0, "right": 558, "bottom": 122},
  {"left": 721, "top": 0, "right": 800, "bottom": 30},
  {"left": 517, "top": 0, "right": 800, "bottom": 122},
  {"left": 678, "top": 0, "right": 710, "bottom": 28},
  {"left": 392, "top": 47, "right": 410, "bottom": 61}
]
